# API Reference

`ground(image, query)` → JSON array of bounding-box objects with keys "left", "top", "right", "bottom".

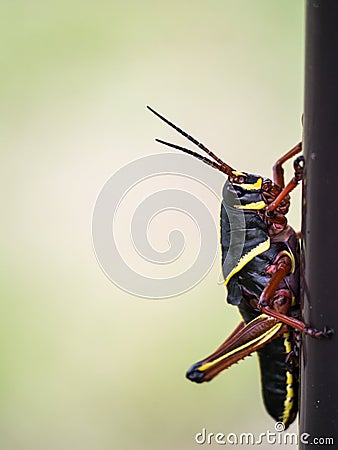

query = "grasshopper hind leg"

[{"left": 186, "top": 316, "right": 285, "bottom": 383}]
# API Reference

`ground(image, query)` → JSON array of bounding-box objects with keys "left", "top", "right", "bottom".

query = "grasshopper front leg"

[{"left": 273, "top": 142, "right": 302, "bottom": 188}]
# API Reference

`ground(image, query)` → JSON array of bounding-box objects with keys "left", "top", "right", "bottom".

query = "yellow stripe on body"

[
  {"left": 232, "top": 177, "right": 263, "bottom": 191},
  {"left": 224, "top": 237, "right": 270, "bottom": 286},
  {"left": 198, "top": 320, "right": 283, "bottom": 372},
  {"left": 234, "top": 201, "right": 267, "bottom": 210},
  {"left": 280, "top": 250, "right": 296, "bottom": 273},
  {"left": 281, "top": 332, "right": 294, "bottom": 425}
]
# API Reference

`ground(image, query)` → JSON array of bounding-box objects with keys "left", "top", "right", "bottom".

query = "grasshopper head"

[{"left": 224, "top": 172, "right": 268, "bottom": 211}]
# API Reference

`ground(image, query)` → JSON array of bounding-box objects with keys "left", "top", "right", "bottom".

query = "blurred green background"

[{"left": 1, "top": 1, "right": 304, "bottom": 449}]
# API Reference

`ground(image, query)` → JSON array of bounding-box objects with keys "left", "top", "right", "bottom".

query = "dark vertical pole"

[{"left": 300, "top": 1, "right": 338, "bottom": 446}]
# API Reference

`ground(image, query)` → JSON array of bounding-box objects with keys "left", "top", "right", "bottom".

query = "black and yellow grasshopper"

[{"left": 147, "top": 106, "right": 332, "bottom": 429}]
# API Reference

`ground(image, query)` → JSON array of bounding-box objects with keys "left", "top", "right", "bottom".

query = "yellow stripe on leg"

[{"left": 197, "top": 320, "right": 283, "bottom": 372}]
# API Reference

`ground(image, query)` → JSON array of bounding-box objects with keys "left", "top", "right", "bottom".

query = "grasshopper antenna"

[
  {"left": 155, "top": 138, "right": 229, "bottom": 174},
  {"left": 147, "top": 106, "right": 234, "bottom": 175}
]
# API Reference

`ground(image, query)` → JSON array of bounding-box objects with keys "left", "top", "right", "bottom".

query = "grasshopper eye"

[
  {"left": 229, "top": 171, "right": 247, "bottom": 184},
  {"left": 230, "top": 175, "right": 246, "bottom": 184}
]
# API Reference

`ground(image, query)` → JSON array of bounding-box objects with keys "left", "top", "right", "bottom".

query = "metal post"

[{"left": 300, "top": 0, "right": 338, "bottom": 446}]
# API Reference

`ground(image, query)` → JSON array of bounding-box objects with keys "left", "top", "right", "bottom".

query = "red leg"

[
  {"left": 259, "top": 306, "right": 332, "bottom": 338},
  {"left": 259, "top": 256, "right": 292, "bottom": 307},
  {"left": 257, "top": 254, "right": 333, "bottom": 338},
  {"left": 273, "top": 142, "right": 302, "bottom": 188},
  {"left": 267, "top": 155, "right": 304, "bottom": 212}
]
